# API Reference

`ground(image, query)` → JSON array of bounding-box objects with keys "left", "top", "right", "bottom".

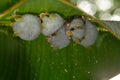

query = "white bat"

[
  {"left": 12, "top": 14, "right": 41, "bottom": 41},
  {"left": 40, "top": 13, "right": 64, "bottom": 36},
  {"left": 47, "top": 26, "right": 70, "bottom": 49}
]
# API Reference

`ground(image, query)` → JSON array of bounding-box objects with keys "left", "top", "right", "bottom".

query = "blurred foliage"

[
  {"left": 0, "top": 0, "right": 19, "bottom": 13},
  {"left": 69, "top": 0, "right": 120, "bottom": 19}
]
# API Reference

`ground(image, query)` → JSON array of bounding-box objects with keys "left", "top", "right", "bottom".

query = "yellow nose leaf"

[{"left": 66, "top": 30, "right": 72, "bottom": 37}]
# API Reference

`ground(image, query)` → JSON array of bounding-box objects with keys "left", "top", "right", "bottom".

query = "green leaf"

[
  {"left": 0, "top": 0, "right": 85, "bottom": 20},
  {"left": 0, "top": 0, "right": 19, "bottom": 13},
  {"left": 0, "top": 27, "right": 120, "bottom": 80},
  {"left": 0, "top": 1, "right": 120, "bottom": 80}
]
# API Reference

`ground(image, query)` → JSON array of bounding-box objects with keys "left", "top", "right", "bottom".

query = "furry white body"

[
  {"left": 13, "top": 14, "right": 41, "bottom": 41},
  {"left": 41, "top": 13, "right": 64, "bottom": 36},
  {"left": 80, "top": 19, "right": 98, "bottom": 47},
  {"left": 69, "top": 18, "right": 85, "bottom": 43},
  {"left": 47, "top": 27, "right": 70, "bottom": 49}
]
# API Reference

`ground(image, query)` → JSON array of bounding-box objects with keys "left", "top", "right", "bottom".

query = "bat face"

[
  {"left": 12, "top": 14, "right": 41, "bottom": 41},
  {"left": 47, "top": 26, "right": 70, "bottom": 49},
  {"left": 66, "top": 18, "right": 85, "bottom": 44},
  {"left": 40, "top": 13, "right": 64, "bottom": 36}
]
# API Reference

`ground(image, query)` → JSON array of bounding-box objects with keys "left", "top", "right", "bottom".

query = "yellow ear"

[
  {"left": 10, "top": 22, "right": 14, "bottom": 27},
  {"left": 49, "top": 14, "right": 58, "bottom": 19},
  {"left": 12, "top": 15, "right": 22, "bottom": 21},
  {"left": 50, "top": 44, "right": 54, "bottom": 49},
  {"left": 13, "top": 32, "right": 19, "bottom": 37},
  {"left": 39, "top": 13, "right": 46, "bottom": 19},
  {"left": 39, "top": 12, "right": 49, "bottom": 18}
]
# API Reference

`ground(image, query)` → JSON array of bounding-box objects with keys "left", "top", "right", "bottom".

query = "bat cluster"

[{"left": 12, "top": 13, "right": 98, "bottom": 49}]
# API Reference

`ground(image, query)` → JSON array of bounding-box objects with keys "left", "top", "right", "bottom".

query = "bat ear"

[{"left": 80, "top": 16, "right": 86, "bottom": 24}]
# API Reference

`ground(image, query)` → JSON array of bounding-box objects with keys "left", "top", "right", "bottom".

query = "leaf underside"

[
  {"left": 101, "top": 20, "right": 120, "bottom": 39},
  {"left": 0, "top": 0, "right": 120, "bottom": 80},
  {"left": 0, "top": 28, "right": 120, "bottom": 80}
]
